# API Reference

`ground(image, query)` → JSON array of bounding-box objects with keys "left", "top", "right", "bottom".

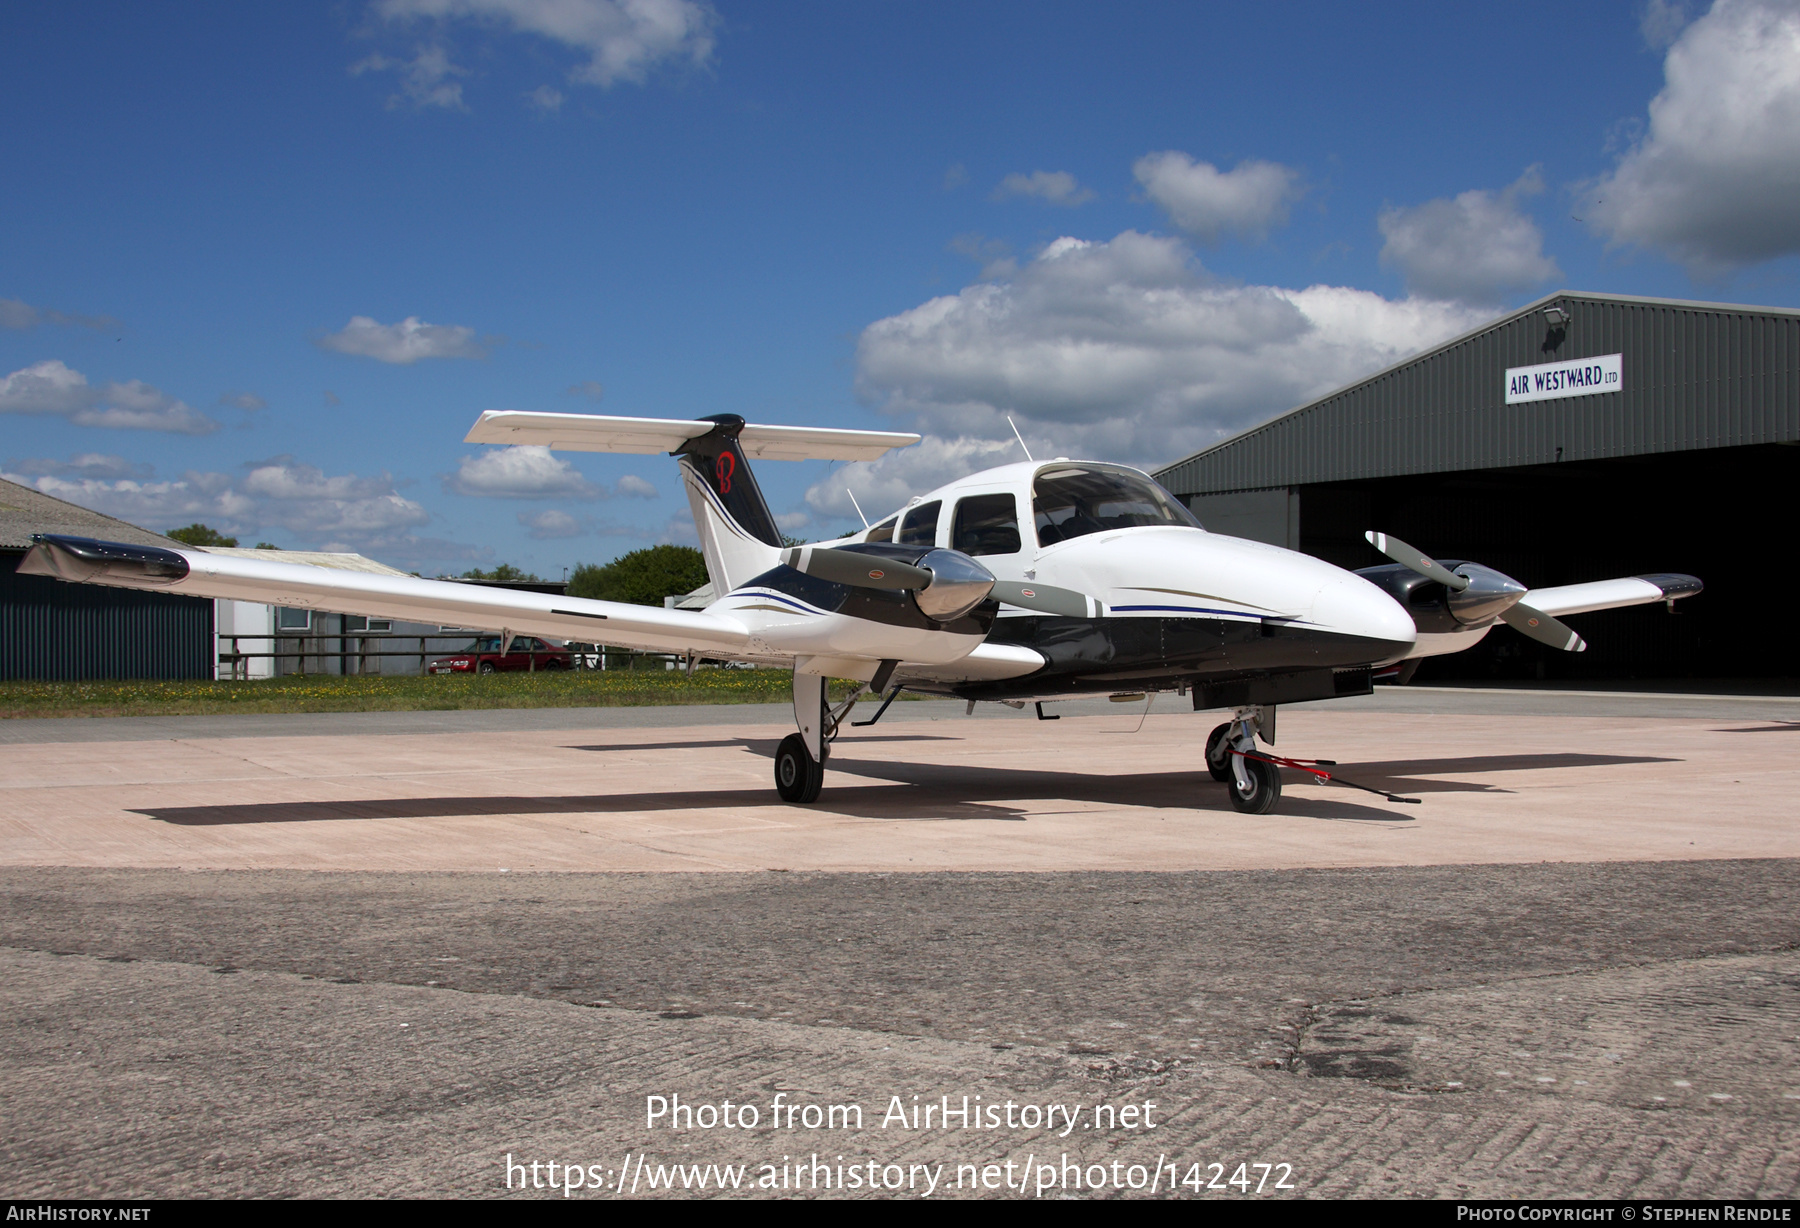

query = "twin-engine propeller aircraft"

[{"left": 22, "top": 410, "right": 1701, "bottom": 814}]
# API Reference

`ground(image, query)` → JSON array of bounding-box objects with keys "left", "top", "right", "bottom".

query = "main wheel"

[
  {"left": 774, "top": 733, "right": 824, "bottom": 804},
  {"left": 1227, "top": 755, "right": 1283, "bottom": 814},
  {"left": 1204, "top": 722, "right": 1234, "bottom": 782}
]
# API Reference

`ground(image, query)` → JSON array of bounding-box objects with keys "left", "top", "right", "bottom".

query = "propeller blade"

[
  {"left": 990, "top": 580, "right": 1099, "bottom": 618},
  {"left": 1365, "top": 530, "right": 1469, "bottom": 592},
  {"left": 1500, "top": 602, "right": 1587, "bottom": 652},
  {"left": 782, "top": 546, "right": 930, "bottom": 590}
]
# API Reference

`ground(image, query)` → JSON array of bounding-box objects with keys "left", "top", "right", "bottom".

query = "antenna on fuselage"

[
  {"left": 1006, "top": 416, "right": 1034, "bottom": 462},
  {"left": 845, "top": 486, "right": 870, "bottom": 530}
]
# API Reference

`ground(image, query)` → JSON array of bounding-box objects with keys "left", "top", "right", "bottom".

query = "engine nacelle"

[{"left": 1356, "top": 560, "right": 1526, "bottom": 632}]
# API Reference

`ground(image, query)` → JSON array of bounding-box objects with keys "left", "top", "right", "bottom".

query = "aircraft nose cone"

[{"left": 1315, "top": 572, "right": 1418, "bottom": 652}]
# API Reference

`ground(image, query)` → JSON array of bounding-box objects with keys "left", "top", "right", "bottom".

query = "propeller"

[
  {"left": 1365, "top": 531, "right": 1468, "bottom": 592},
  {"left": 990, "top": 580, "right": 1099, "bottom": 619},
  {"left": 783, "top": 546, "right": 1101, "bottom": 619},
  {"left": 1500, "top": 603, "right": 1586, "bottom": 652},
  {"left": 1364, "top": 530, "right": 1586, "bottom": 653},
  {"left": 782, "top": 545, "right": 928, "bottom": 590}
]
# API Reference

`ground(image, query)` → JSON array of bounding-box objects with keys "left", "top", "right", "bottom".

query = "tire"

[
  {"left": 541, "top": 660, "right": 564, "bottom": 671},
  {"left": 1227, "top": 755, "right": 1283, "bottom": 815},
  {"left": 774, "top": 733, "right": 824, "bottom": 804},
  {"left": 1204, "top": 722, "right": 1234, "bottom": 782},
  {"left": 477, "top": 661, "right": 496, "bottom": 675}
]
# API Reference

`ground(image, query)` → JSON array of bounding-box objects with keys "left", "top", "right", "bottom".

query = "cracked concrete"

[{"left": 1, "top": 693, "right": 1796, "bottom": 1198}]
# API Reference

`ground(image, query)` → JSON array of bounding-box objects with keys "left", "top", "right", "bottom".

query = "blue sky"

[{"left": 4, "top": 1, "right": 1797, "bottom": 574}]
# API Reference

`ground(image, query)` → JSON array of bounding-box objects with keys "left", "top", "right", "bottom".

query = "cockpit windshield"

[{"left": 1031, "top": 465, "right": 1202, "bottom": 546}]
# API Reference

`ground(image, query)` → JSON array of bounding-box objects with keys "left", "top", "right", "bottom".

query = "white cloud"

[
  {"left": 350, "top": 45, "right": 468, "bottom": 110},
  {"left": 993, "top": 170, "right": 1094, "bottom": 207},
  {"left": 4, "top": 453, "right": 154, "bottom": 480},
  {"left": 806, "top": 435, "right": 1024, "bottom": 524},
  {"left": 1641, "top": 0, "right": 1694, "bottom": 48},
  {"left": 1132, "top": 152, "right": 1303, "bottom": 243},
  {"left": 615, "top": 473, "right": 657, "bottom": 498},
  {"left": 947, "top": 233, "right": 1017, "bottom": 281},
  {"left": 526, "top": 84, "right": 565, "bottom": 111},
  {"left": 317, "top": 315, "right": 486, "bottom": 364},
  {"left": 836, "top": 230, "right": 1484, "bottom": 493},
  {"left": 519, "top": 508, "right": 586, "bottom": 538},
  {"left": 10, "top": 471, "right": 258, "bottom": 535},
  {"left": 1588, "top": 0, "right": 1800, "bottom": 272},
  {"left": 0, "top": 298, "right": 118, "bottom": 331},
  {"left": 564, "top": 379, "right": 605, "bottom": 401},
  {"left": 1377, "top": 168, "right": 1563, "bottom": 303},
  {"left": 372, "top": 0, "right": 716, "bottom": 88},
  {"left": 241, "top": 461, "right": 433, "bottom": 537},
  {"left": 10, "top": 456, "right": 440, "bottom": 556},
  {"left": 0, "top": 360, "right": 219, "bottom": 434},
  {"left": 656, "top": 509, "right": 697, "bottom": 545},
  {"left": 445, "top": 445, "right": 604, "bottom": 498},
  {"left": 219, "top": 391, "right": 268, "bottom": 411}
]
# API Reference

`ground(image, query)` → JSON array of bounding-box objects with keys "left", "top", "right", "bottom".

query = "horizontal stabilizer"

[
  {"left": 1523, "top": 573, "right": 1703, "bottom": 618},
  {"left": 466, "top": 411, "right": 919, "bottom": 462}
]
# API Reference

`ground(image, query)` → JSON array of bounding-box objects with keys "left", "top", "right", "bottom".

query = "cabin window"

[
  {"left": 896, "top": 500, "right": 941, "bottom": 548},
  {"left": 864, "top": 516, "right": 896, "bottom": 543},
  {"left": 951, "top": 493, "right": 1022, "bottom": 556},
  {"left": 1032, "top": 465, "right": 1202, "bottom": 546},
  {"left": 275, "top": 607, "right": 311, "bottom": 631}
]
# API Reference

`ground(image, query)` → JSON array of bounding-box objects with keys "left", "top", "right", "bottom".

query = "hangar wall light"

[{"left": 1542, "top": 305, "right": 1572, "bottom": 327}]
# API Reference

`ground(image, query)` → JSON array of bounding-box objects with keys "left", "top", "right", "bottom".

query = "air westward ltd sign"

[{"left": 1504, "top": 353, "right": 1623, "bottom": 405}]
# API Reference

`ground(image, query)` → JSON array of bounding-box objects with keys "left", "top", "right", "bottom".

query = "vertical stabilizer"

[{"left": 675, "top": 415, "right": 783, "bottom": 594}]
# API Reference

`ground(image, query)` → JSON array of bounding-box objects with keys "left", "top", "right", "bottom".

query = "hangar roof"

[
  {"left": 1155, "top": 291, "right": 1800, "bottom": 497},
  {"left": 0, "top": 476, "right": 186, "bottom": 552}
]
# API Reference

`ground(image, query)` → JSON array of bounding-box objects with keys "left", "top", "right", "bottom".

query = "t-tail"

[
  {"left": 673, "top": 415, "right": 784, "bottom": 594},
  {"left": 462, "top": 409, "right": 921, "bottom": 596}
]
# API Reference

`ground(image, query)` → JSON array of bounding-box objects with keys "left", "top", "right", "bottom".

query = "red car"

[{"left": 427, "top": 635, "right": 573, "bottom": 674}]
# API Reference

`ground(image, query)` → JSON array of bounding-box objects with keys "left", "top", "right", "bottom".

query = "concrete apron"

[{"left": 1, "top": 707, "right": 1793, "bottom": 872}]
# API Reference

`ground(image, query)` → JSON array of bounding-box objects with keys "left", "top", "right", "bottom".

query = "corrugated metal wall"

[
  {"left": 1156, "top": 295, "right": 1800, "bottom": 495},
  {"left": 0, "top": 553, "right": 215, "bottom": 680}
]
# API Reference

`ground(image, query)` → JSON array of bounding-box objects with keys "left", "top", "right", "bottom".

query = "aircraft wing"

[
  {"left": 19, "top": 535, "right": 750, "bottom": 657},
  {"left": 465, "top": 411, "right": 920, "bottom": 462},
  {"left": 1522, "top": 572, "right": 1703, "bottom": 618}
]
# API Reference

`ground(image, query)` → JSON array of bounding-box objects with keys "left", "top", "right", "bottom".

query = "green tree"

[
  {"left": 568, "top": 545, "right": 708, "bottom": 606},
  {"left": 166, "top": 523, "right": 238, "bottom": 547},
  {"left": 459, "top": 563, "right": 544, "bottom": 583}
]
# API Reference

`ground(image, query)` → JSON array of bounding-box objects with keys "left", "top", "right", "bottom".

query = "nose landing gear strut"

[{"left": 1205, "top": 704, "right": 1420, "bottom": 814}]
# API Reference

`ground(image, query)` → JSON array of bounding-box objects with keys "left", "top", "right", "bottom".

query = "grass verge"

[{"left": 0, "top": 670, "right": 878, "bottom": 719}]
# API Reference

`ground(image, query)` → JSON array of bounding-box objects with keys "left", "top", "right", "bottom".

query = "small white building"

[{"left": 202, "top": 548, "right": 468, "bottom": 679}]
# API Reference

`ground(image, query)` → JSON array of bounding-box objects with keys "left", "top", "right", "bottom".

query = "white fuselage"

[{"left": 794, "top": 460, "right": 1418, "bottom": 662}]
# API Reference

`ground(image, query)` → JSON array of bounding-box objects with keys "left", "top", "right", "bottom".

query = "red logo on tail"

[{"left": 715, "top": 452, "right": 735, "bottom": 494}]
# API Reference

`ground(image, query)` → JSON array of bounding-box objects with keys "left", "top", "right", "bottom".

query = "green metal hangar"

[{"left": 1154, "top": 291, "right": 1799, "bottom": 684}]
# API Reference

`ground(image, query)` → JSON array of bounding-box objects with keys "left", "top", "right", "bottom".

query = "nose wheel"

[
  {"left": 1210, "top": 706, "right": 1284, "bottom": 814},
  {"left": 1227, "top": 754, "right": 1283, "bottom": 814}
]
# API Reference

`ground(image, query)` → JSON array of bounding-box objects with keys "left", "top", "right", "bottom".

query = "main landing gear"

[
  {"left": 775, "top": 665, "right": 890, "bottom": 804},
  {"left": 774, "top": 732, "right": 825, "bottom": 803},
  {"left": 1207, "top": 706, "right": 1283, "bottom": 814}
]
